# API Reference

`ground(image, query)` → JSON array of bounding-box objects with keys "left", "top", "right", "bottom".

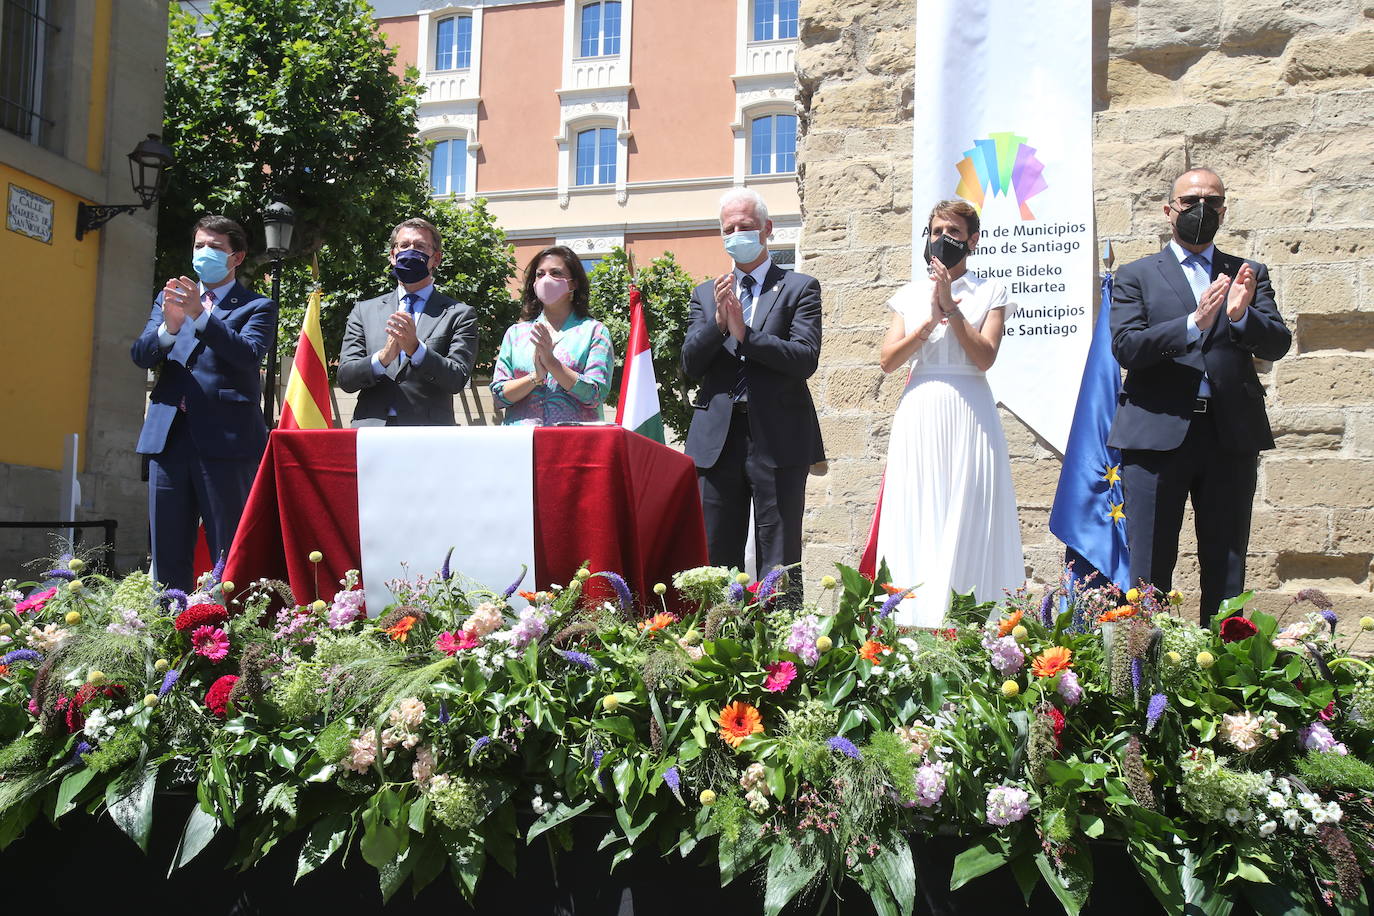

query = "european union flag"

[{"left": 1049, "top": 272, "right": 1130, "bottom": 588}]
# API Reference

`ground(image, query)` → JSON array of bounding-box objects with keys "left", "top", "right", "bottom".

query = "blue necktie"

[
  {"left": 730, "top": 275, "right": 756, "bottom": 402},
  {"left": 399, "top": 293, "right": 420, "bottom": 364},
  {"left": 1182, "top": 254, "right": 1210, "bottom": 303}
]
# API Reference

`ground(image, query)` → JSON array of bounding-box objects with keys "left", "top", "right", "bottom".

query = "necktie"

[
  {"left": 730, "top": 275, "right": 757, "bottom": 402},
  {"left": 1182, "top": 254, "right": 1210, "bottom": 304},
  {"left": 400, "top": 293, "right": 420, "bottom": 364},
  {"left": 202, "top": 290, "right": 217, "bottom": 310}
]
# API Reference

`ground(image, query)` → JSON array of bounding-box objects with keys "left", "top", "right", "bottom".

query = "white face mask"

[{"left": 534, "top": 275, "right": 571, "bottom": 305}]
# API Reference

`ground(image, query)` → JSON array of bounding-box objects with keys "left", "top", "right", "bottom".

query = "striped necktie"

[{"left": 729, "top": 275, "right": 756, "bottom": 402}]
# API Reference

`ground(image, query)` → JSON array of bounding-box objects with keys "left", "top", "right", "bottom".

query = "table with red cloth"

[{"left": 224, "top": 427, "right": 708, "bottom": 614}]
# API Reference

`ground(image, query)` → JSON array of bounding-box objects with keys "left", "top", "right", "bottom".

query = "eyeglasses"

[{"left": 1174, "top": 195, "right": 1226, "bottom": 210}]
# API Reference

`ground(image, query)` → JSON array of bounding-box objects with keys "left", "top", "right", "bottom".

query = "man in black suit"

[
  {"left": 337, "top": 218, "right": 478, "bottom": 426},
  {"left": 682, "top": 189, "right": 823, "bottom": 593},
  {"left": 132, "top": 214, "right": 277, "bottom": 590},
  {"left": 1108, "top": 167, "right": 1291, "bottom": 622}
]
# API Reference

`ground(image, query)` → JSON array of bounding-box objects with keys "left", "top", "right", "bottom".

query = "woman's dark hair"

[{"left": 519, "top": 245, "right": 590, "bottom": 320}]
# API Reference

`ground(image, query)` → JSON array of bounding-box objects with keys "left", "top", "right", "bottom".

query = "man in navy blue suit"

[
  {"left": 1108, "top": 168, "right": 1291, "bottom": 622},
  {"left": 131, "top": 214, "right": 277, "bottom": 591},
  {"left": 682, "top": 189, "right": 823, "bottom": 597}
]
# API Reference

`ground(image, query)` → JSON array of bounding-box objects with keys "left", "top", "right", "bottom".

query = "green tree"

[
  {"left": 157, "top": 0, "right": 516, "bottom": 370},
  {"left": 586, "top": 248, "right": 702, "bottom": 442}
]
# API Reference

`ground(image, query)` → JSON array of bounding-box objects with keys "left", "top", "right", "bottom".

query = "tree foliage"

[
  {"left": 157, "top": 0, "right": 515, "bottom": 371},
  {"left": 586, "top": 248, "right": 702, "bottom": 442}
]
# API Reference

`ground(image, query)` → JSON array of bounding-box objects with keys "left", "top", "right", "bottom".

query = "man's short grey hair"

[{"left": 719, "top": 187, "right": 770, "bottom": 225}]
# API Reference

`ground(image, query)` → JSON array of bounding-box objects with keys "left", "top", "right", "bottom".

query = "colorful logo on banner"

[{"left": 953, "top": 131, "right": 1048, "bottom": 220}]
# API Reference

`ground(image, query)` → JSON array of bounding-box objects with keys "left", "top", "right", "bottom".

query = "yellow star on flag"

[
  {"left": 1103, "top": 465, "right": 1121, "bottom": 486},
  {"left": 1108, "top": 502, "right": 1126, "bottom": 524}
]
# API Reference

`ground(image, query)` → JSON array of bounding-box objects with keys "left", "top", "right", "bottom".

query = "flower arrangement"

[{"left": 0, "top": 555, "right": 1372, "bottom": 914}]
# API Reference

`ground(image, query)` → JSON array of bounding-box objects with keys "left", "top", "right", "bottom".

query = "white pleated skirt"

[{"left": 875, "top": 368, "right": 1025, "bottom": 627}]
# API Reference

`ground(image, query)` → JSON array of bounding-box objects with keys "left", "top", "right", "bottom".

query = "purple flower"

[
  {"left": 469, "top": 735, "right": 492, "bottom": 765},
  {"left": 727, "top": 582, "right": 747, "bottom": 604},
  {"left": 502, "top": 565, "right": 526, "bottom": 599},
  {"left": 1146, "top": 693, "right": 1167, "bottom": 733},
  {"left": 157, "top": 589, "right": 189, "bottom": 612},
  {"left": 663, "top": 766, "right": 683, "bottom": 803},
  {"left": 757, "top": 566, "right": 786, "bottom": 604},
  {"left": 1039, "top": 589, "right": 1056, "bottom": 627},
  {"left": 1320, "top": 609, "right": 1338, "bottom": 633},
  {"left": 913, "top": 762, "right": 947, "bottom": 808},
  {"left": 986, "top": 785, "right": 1031, "bottom": 826},
  {"left": 594, "top": 571, "right": 634, "bottom": 612},
  {"left": 72, "top": 741, "right": 93, "bottom": 763},
  {"left": 157, "top": 669, "right": 180, "bottom": 698},
  {"left": 42, "top": 569, "right": 76, "bottom": 581},
  {"left": 786, "top": 615, "right": 821, "bottom": 666},
  {"left": 1057, "top": 669, "right": 1083, "bottom": 706},
  {"left": 880, "top": 587, "right": 916, "bottom": 619},
  {"left": 2, "top": 649, "right": 43, "bottom": 665},
  {"left": 557, "top": 649, "right": 599, "bottom": 670},
  {"left": 989, "top": 637, "right": 1025, "bottom": 676},
  {"left": 1130, "top": 657, "right": 1143, "bottom": 695},
  {"left": 439, "top": 547, "right": 454, "bottom": 582},
  {"left": 827, "top": 736, "right": 862, "bottom": 760},
  {"left": 591, "top": 748, "right": 604, "bottom": 772},
  {"left": 209, "top": 553, "right": 226, "bottom": 586},
  {"left": 438, "top": 700, "right": 450, "bottom": 725}
]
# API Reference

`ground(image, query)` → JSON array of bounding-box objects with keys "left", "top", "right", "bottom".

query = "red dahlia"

[
  {"left": 204, "top": 675, "right": 240, "bottom": 719},
  {"left": 1219, "top": 616, "right": 1258, "bottom": 643},
  {"left": 175, "top": 603, "right": 229, "bottom": 631}
]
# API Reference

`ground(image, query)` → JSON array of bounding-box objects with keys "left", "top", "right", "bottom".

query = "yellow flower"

[
  {"left": 576, "top": 567, "right": 591, "bottom": 581},
  {"left": 154, "top": 658, "right": 169, "bottom": 672},
  {"left": 311, "top": 599, "right": 327, "bottom": 613},
  {"left": 1126, "top": 588, "right": 1142, "bottom": 604},
  {"left": 1001, "top": 680, "right": 1020, "bottom": 698},
  {"left": 653, "top": 582, "right": 667, "bottom": 595},
  {"left": 67, "top": 580, "right": 83, "bottom": 593},
  {"left": 699, "top": 789, "right": 717, "bottom": 806},
  {"left": 820, "top": 575, "right": 837, "bottom": 590},
  {"left": 87, "top": 670, "right": 106, "bottom": 686},
  {"left": 735, "top": 572, "right": 750, "bottom": 585},
  {"left": 1166, "top": 651, "right": 1182, "bottom": 665},
  {"left": 68, "top": 558, "right": 84, "bottom": 573},
  {"left": 308, "top": 550, "right": 323, "bottom": 563},
  {"left": 143, "top": 694, "right": 159, "bottom": 708},
  {"left": 1361, "top": 617, "right": 1374, "bottom": 632},
  {"left": 64, "top": 611, "right": 82, "bottom": 625},
  {"left": 815, "top": 635, "right": 833, "bottom": 653},
  {"left": 682, "top": 629, "right": 701, "bottom": 646},
  {"left": 221, "top": 580, "right": 235, "bottom": 594},
  {"left": 1196, "top": 651, "right": 1215, "bottom": 669},
  {"left": 1168, "top": 589, "right": 1184, "bottom": 606},
  {"left": 1011, "top": 624, "right": 1028, "bottom": 642},
  {"left": 0, "top": 624, "right": 10, "bottom": 636},
  {"left": 602, "top": 695, "right": 620, "bottom": 712}
]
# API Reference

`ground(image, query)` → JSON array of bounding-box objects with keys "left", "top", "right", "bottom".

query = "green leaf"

[
  {"left": 170, "top": 805, "right": 221, "bottom": 873},
  {"left": 1181, "top": 847, "right": 1235, "bottom": 916},
  {"left": 55, "top": 767, "right": 96, "bottom": 818},
  {"left": 106, "top": 764, "right": 159, "bottom": 852},
  {"left": 1128, "top": 838, "right": 1184, "bottom": 916},
  {"left": 360, "top": 823, "right": 403, "bottom": 869},
  {"left": 950, "top": 837, "right": 1008, "bottom": 891},
  {"left": 1035, "top": 847, "right": 1091, "bottom": 915},
  {"left": 763, "top": 840, "right": 824, "bottom": 916},
  {"left": 593, "top": 716, "right": 638, "bottom": 742},
  {"left": 1239, "top": 879, "right": 1318, "bottom": 916},
  {"left": 269, "top": 743, "right": 299, "bottom": 770},
  {"left": 870, "top": 839, "right": 916, "bottom": 916},
  {"left": 296, "top": 813, "right": 350, "bottom": 881},
  {"left": 526, "top": 798, "right": 593, "bottom": 843}
]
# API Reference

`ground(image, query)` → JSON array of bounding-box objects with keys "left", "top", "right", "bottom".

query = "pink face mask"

[{"left": 534, "top": 275, "right": 571, "bottom": 305}]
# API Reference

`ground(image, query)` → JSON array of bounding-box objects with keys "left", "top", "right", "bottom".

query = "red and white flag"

[{"left": 614, "top": 286, "right": 664, "bottom": 443}]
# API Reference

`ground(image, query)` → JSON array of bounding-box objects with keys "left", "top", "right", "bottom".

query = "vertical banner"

[{"left": 912, "top": 0, "right": 1094, "bottom": 453}]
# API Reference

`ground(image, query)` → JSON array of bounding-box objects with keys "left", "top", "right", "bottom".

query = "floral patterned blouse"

[{"left": 490, "top": 313, "right": 615, "bottom": 425}]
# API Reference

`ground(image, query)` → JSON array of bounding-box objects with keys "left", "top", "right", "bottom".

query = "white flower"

[
  {"left": 1258, "top": 820, "right": 1277, "bottom": 837},
  {"left": 1275, "top": 777, "right": 1291, "bottom": 795},
  {"left": 1224, "top": 808, "right": 1242, "bottom": 826},
  {"left": 82, "top": 708, "right": 108, "bottom": 740},
  {"left": 1325, "top": 801, "right": 1343, "bottom": 823},
  {"left": 1266, "top": 791, "right": 1286, "bottom": 809},
  {"left": 1303, "top": 822, "right": 1319, "bottom": 836},
  {"left": 1296, "top": 792, "right": 1321, "bottom": 811},
  {"left": 1281, "top": 809, "right": 1302, "bottom": 830}
]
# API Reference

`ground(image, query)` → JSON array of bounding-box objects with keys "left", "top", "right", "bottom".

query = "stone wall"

[{"left": 795, "top": 0, "right": 1374, "bottom": 650}]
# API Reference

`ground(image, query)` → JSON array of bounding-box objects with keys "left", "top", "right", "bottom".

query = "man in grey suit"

[
  {"left": 682, "top": 188, "right": 823, "bottom": 595},
  {"left": 338, "top": 217, "right": 478, "bottom": 426}
]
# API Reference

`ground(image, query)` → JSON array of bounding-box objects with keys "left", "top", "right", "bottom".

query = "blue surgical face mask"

[
  {"left": 193, "top": 246, "right": 232, "bottom": 285},
  {"left": 723, "top": 230, "right": 765, "bottom": 265}
]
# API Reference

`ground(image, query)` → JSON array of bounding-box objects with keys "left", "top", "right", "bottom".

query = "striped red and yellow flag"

[{"left": 278, "top": 284, "right": 334, "bottom": 430}]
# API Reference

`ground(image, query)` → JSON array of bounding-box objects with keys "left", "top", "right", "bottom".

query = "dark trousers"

[
  {"left": 698, "top": 410, "right": 809, "bottom": 599},
  {"left": 1120, "top": 410, "right": 1258, "bottom": 625},
  {"left": 147, "top": 418, "right": 258, "bottom": 591}
]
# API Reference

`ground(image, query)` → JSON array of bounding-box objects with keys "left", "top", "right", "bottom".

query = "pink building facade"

[{"left": 372, "top": 0, "right": 802, "bottom": 281}]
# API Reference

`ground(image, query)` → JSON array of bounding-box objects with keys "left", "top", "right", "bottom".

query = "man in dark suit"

[
  {"left": 1108, "top": 167, "right": 1291, "bottom": 622},
  {"left": 132, "top": 214, "right": 277, "bottom": 591},
  {"left": 337, "top": 217, "right": 478, "bottom": 426},
  {"left": 682, "top": 189, "right": 823, "bottom": 594}
]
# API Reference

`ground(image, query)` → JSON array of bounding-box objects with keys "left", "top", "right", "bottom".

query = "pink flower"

[
  {"left": 763, "top": 660, "right": 797, "bottom": 693},
  {"left": 15, "top": 587, "right": 57, "bottom": 615},
  {"left": 191, "top": 625, "right": 230, "bottom": 663},
  {"left": 435, "top": 629, "right": 479, "bottom": 656}
]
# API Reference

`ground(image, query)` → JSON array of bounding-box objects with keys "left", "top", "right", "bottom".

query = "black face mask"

[
  {"left": 923, "top": 234, "right": 969, "bottom": 270},
  {"left": 1174, "top": 202, "right": 1220, "bottom": 247},
  {"left": 391, "top": 249, "right": 432, "bottom": 285}
]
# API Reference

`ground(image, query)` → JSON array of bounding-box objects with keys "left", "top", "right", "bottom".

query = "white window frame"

[
  {"left": 557, "top": 112, "right": 629, "bottom": 206},
  {"left": 745, "top": 107, "right": 797, "bottom": 177},
  {"left": 432, "top": 11, "right": 474, "bottom": 72},
  {"left": 425, "top": 131, "right": 474, "bottom": 199},
  {"left": 574, "top": 0, "right": 623, "bottom": 60}
]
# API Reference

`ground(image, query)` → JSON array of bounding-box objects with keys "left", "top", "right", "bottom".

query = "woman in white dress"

[{"left": 875, "top": 199, "right": 1024, "bottom": 626}]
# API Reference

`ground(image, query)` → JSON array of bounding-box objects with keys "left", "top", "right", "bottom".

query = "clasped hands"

[
  {"left": 378, "top": 309, "right": 422, "bottom": 365},
  {"left": 1192, "top": 262, "right": 1256, "bottom": 331},
  {"left": 160, "top": 276, "right": 203, "bottom": 333},
  {"left": 928, "top": 259, "right": 964, "bottom": 327},
  {"left": 529, "top": 322, "right": 559, "bottom": 381},
  {"left": 713, "top": 274, "right": 748, "bottom": 342}
]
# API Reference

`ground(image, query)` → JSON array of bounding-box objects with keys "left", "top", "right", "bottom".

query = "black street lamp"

[
  {"left": 76, "top": 134, "right": 175, "bottom": 240},
  {"left": 261, "top": 199, "right": 295, "bottom": 423}
]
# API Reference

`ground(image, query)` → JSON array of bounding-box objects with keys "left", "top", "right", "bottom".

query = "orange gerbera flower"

[
  {"left": 718, "top": 701, "right": 764, "bottom": 748},
  {"left": 0, "top": 665, "right": 8, "bottom": 678},
  {"left": 859, "top": 640, "right": 890, "bottom": 665},
  {"left": 518, "top": 590, "right": 539, "bottom": 603},
  {"left": 639, "top": 612, "right": 678, "bottom": 634},
  {"left": 879, "top": 583, "right": 914, "bottom": 597},
  {"left": 1098, "top": 606, "right": 1137, "bottom": 623},
  {"left": 997, "top": 609, "right": 1024, "bottom": 637},
  {"left": 1032, "top": 646, "right": 1074, "bottom": 678},
  {"left": 384, "top": 615, "right": 417, "bottom": 642}
]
